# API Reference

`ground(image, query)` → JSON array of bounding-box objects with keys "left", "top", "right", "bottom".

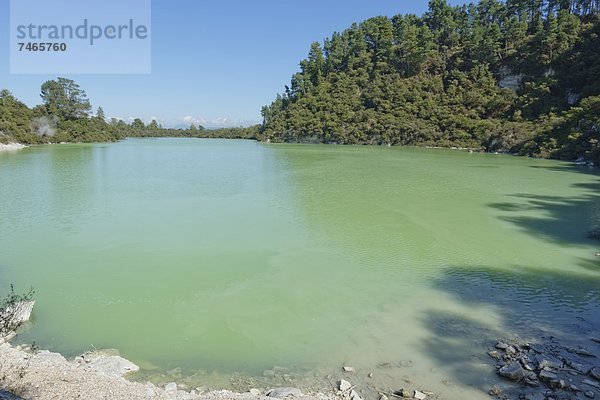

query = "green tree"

[
  {"left": 96, "top": 107, "right": 106, "bottom": 122},
  {"left": 40, "top": 78, "right": 91, "bottom": 121},
  {"left": 131, "top": 118, "right": 145, "bottom": 129}
]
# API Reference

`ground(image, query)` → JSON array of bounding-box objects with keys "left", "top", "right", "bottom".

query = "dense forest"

[
  {"left": 259, "top": 0, "right": 600, "bottom": 164},
  {"left": 0, "top": 78, "right": 257, "bottom": 145}
]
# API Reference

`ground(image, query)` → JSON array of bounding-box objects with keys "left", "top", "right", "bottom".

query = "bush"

[{"left": 0, "top": 285, "right": 34, "bottom": 339}]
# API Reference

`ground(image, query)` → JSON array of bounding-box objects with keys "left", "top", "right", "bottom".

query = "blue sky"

[{"left": 0, "top": 0, "right": 467, "bottom": 128}]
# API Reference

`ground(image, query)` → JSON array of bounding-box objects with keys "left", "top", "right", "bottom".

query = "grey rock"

[
  {"left": 338, "top": 379, "right": 351, "bottom": 392},
  {"left": 590, "top": 367, "right": 600, "bottom": 380},
  {"left": 496, "top": 342, "right": 510, "bottom": 350},
  {"left": 538, "top": 358, "right": 562, "bottom": 370},
  {"left": 525, "top": 377, "right": 540, "bottom": 387},
  {"left": 266, "top": 388, "right": 303, "bottom": 398},
  {"left": 414, "top": 390, "right": 427, "bottom": 400},
  {"left": 343, "top": 366, "right": 355, "bottom": 373},
  {"left": 567, "top": 360, "right": 591, "bottom": 374},
  {"left": 488, "top": 351, "right": 501, "bottom": 360},
  {"left": 571, "top": 347, "right": 594, "bottom": 357},
  {"left": 506, "top": 346, "right": 518, "bottom": 355},
  {"left": 498, "top": 362, "right": 525, "bottom": 381},
  {"left": 585, "top": 391, "right": 595, "bottom": 399},
  {"left": 550, "top": 379, "right": 566, "bottom": 389},
  {"left": 582, "top": 379, "right": 600, "bottom": 389},
  {"left": 569, "top": 384, "right": 580, "bottom": 391},
  {"left": 539, "top": 370, "right": 559, "bottom": 381},
  {"left": 249, "top": 389, "right": 261, "bottom": 395},
  {"left": 379, "top": 395, "right": 388, "bottom": 400},
  {"left": 0, "top": 390, "right": 24, "bottom": 400}
]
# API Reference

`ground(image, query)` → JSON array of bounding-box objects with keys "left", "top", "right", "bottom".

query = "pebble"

[
  {"left": 343, "top": 366, "right": 355, "bottom": 373},
  {"left": 249, "top": 389, "right": 261, "bottom": 395},
  {"left": 488, "top": 385, "right": 502, "bottom": 396},
  {"left": 496, "top": 342, "right": 510, "bottom": 350},
  {"left": 585, "top": 391, "right": 595, "bottom": 399},
  {"left": 413, "top": 390, "right": 427, "bottom": 400}
]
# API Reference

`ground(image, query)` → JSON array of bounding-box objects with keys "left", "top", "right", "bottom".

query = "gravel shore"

[{"left": 0, "top": 341, "right": 342, "bottom": 400}]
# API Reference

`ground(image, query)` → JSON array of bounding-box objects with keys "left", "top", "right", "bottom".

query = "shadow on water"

[
  {"left": 420, "top": 265, "right": 600, "bottom": 394},
  {"left": 489, "top": 166, "right": 600, "bottom": 247},
  {"left": 419, "top": 166, "right": 600, "bottom": 395}
]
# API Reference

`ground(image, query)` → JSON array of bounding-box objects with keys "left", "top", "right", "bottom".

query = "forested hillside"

[{"left": 259, "top": 0, "right": 600, "bottom": 163}]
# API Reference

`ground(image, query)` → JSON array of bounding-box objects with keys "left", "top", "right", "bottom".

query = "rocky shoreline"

[
  {"left": 486, "top": 336, "right": 600, "bottom": 400},
  {"left": 0, "top": 341, "right": 346, "bottom": 400}
]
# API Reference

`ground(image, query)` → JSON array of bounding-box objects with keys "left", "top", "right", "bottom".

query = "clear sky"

[{"left": 0, "top": 0, "right": 467, "bottom": 128}]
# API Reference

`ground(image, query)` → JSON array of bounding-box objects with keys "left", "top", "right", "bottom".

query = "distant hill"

[{"left": 258, "top": 0, "right": 599, "bottom": 164}]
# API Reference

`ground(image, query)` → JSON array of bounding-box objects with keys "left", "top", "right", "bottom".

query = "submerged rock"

[
  {"left": 590, "top": 367, "right": 600, "bottom": 380},
  {"left": 266, "top": 387, "right": 303, "bottom": 398},
  {"left": 538, "top": 357, "right": 562, "bottom": 370},
  {"left": 76, "top": 350, "right": 139, "bottom": 377},
  {"left": 393, "top": 389, "right": 411, "bottom": 398},
  {"left": 498, "top": 362, "right": 525, "bottom": 381},
  {"left": 539, "top": 370, "right": 558, "bottom": 382}
]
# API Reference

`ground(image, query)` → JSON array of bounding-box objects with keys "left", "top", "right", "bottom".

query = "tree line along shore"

[{"left": 1, "top": 0, "right": 599, "bottom": 165}]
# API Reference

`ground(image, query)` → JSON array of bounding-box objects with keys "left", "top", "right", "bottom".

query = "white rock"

[
  {"left": 34, "top": 350, "right": 67, "bottom": 364},
  {"left": 164, "top": 382, "right": 177, "bottom": 392},
  {"left": 350, "top": 389, "right": 362, "bottom": 400},
  {"left": 338, "top": 379, "right": 351, "bottom": 392},
  {"left": 86, "top": 354, "right": 140, "bottom": 377},
  {"left": 343, "top": 366, "right": 355, "bottom": 373},
  {"left": 249, "top": 389, "right": 261, "bottom": 395},
  {"left": 414, "top": 390, "right": 427, "bottom": 400}
]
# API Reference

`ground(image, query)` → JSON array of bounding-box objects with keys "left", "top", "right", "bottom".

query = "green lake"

[{"left": 0, "top": 139, "right": 598, "bottom": 398}]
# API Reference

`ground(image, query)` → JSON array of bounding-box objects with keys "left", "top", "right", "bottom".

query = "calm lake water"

[{"left": 0, "top": 139, "right": 598, "bottom": 398}]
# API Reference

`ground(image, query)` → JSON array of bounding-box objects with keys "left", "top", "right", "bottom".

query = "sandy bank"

[
  {"left": 0, "top": 143, "right": 27, "bottom": 152},
  {"left": 0, "top": 341, "right": 343, "bottom": 400}
]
